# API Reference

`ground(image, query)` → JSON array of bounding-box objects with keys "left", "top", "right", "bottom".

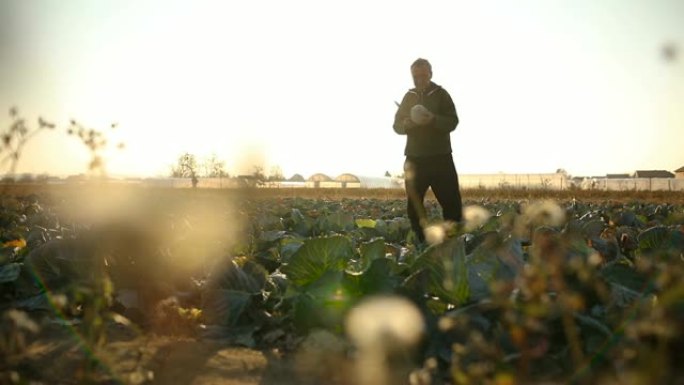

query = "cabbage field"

[{"left": 1, "top": 186, "right": 683, "bottom": 385}]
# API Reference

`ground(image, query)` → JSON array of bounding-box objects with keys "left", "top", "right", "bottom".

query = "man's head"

[{"left": 411, "top": 58, "right": 432, "bottom": 91}]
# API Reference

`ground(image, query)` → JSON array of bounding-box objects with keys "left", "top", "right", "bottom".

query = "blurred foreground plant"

[
  {"left": 1, "top": 106, "right": 123, "bottom": 179},
  {"left": 1, "top": 107, "right": 56, "bottom": 176}
]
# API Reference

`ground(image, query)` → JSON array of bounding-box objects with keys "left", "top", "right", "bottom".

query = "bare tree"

[
  {"left": 252, "top": 165, "right": 266, "bottom": 186},
  {"left": 203, "top": 153, "right": 228, "bottom": 178},
  {"left": 172, "top": 152, "right": 198, "bottom": 181},
  {"left": 268, "top": 165, "right": 284, "bottom": 181}
]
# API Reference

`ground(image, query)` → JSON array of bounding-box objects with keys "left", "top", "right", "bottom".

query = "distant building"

[
  {"left": 295, "top": 173, "right": 404, "bottom": 189},
  {"left": 288, "top": 173, "right": 305, "bottom": 182},
  {"left": 306, "top": 173, "right": 337, "bottom": 188},
  {"left": 334, "top": 173, "right": 401, "bottom": 189},
  {"left": 632, "top": 170, "right": 675, "bottom": 178},
  {"left": 335, "top": 173, "right": 361, "bottom": 188},
  {"left": 675, "top": 166, "right": 684, "bottom": 179},
  {"left": 606, "top": 173, "right": 630, "bottom": 179}
]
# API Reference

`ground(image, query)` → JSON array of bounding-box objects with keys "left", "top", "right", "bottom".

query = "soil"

[{"left": 3, "top": 319, "right": 352, "bottom": 385}]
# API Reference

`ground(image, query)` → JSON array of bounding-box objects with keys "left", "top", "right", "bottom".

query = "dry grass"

[{"left": 1, "top": 182, "right": 683, "bottom": 204}]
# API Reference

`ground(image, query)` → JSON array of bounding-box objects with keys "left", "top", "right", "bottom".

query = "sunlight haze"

[{"left": 1, "top": 0, "right": 682, "bottom": 179}]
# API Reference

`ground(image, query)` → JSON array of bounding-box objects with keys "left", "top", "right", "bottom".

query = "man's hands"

[
  {"left": 401, "top": 104, "right": 434, "bottom": 133},
  {"left": 403, "top": 117, "right": 418, "bottom": 132},
  {"left": 410, "top": 104, "right": 434, "bottom": 126}
]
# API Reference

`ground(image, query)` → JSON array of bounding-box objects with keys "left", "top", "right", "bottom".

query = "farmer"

[{"left": 393, "top": 58, "right": 463, "bottom": 244}]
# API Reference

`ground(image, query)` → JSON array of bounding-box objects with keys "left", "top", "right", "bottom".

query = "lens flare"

[
  {"left": 345, "top": 295, "right": 425, "bottom": 385},
  {"left": 463, "top": 205, "right": 492, "bottom": 231},
  {"left": 346, "top": 295, "right": 424, "bottom": 350}
]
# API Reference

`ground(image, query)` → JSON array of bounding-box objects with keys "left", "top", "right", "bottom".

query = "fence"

[
  {"left": 457, "top": 174, "right": 684, "bottom": 192},
  {"left": 458, "top": 173, "right": 569, "bottom": 190},
  {"left": 38, "top": 175, "right": 684, "bottom": 192},
  {"left": 584, "top": 178, "right": 684, "bottom": 192}
]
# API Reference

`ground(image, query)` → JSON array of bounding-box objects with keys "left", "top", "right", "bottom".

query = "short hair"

[{"left": 411, "top": 58, "right": 432, "bottom": 73}]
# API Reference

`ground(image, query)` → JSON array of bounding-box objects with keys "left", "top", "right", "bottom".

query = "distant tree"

[
  {"left": 172, "top": 152, "right": 198, "bottom": 180},
  {"left": 268, "top": 165, "right": 285, "bottom": 181},
  {"left": 17, "top": 173, "right": 34, "bottom": 183},
  {"left": 203, "top": 153, "right": 228, "bottom": 178},
  {"left": 556, "top": 168, "right": 571, "bottom": 183},
  {"left": 384, "top": 171, "right": 392, "bottom": 177},
  {"left": 35, "top": 173, "right": 50, "bottom": 183},
  {"left": 251, "top": 165, "right": 266, "bottom": 185}
]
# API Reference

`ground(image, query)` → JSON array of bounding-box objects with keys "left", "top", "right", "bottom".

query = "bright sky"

[{"left": 1, "top": 0, "right": 683, "bottom": 179}]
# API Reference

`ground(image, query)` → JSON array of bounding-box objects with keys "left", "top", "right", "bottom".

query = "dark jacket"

[{"left": 393, "top": 82, "right": 459, "bottom": 157}]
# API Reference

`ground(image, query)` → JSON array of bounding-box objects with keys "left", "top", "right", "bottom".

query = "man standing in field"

[{"left": 393, "top": 58, "right": 463, "bottom": 244}]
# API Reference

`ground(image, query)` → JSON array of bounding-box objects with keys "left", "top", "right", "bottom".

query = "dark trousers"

[{"left": 404, "top": 154, "right": 463, "bottom": 243}]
